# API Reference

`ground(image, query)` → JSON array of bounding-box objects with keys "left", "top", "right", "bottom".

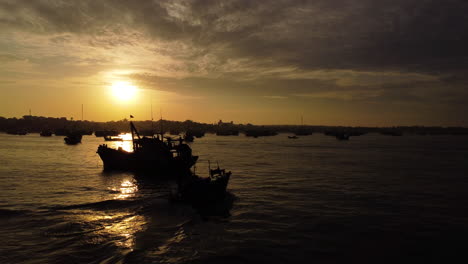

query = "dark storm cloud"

[
  {"left": 131, "top": 72, "right": 341, "bottom": 96},
  {"left": 2, "top": 0, "right": 468, "bottom": 106},
  {"left": 2, "top": 0, "right": 468, "bottom": 72}
]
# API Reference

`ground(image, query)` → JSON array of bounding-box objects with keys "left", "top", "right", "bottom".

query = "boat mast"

[
  {"left": 129, "top": 115, "right": 140, "bottom": 151},
  {"left": 159, "top": 108, "right": 163, "bottom": 140},
  {"left": 151, "top": 101, "right": 154, "bottom": 138},
  {"left": 81, "top": 104, "right": 84, "bottom": 121}
]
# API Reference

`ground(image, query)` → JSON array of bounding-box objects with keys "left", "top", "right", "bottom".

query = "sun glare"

[{"left": 111, "top": 81, "right": 137, "bottom": 102}]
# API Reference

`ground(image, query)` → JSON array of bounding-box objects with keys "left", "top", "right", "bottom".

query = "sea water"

[{"left": 1, "top": 133, "right": 468, "bottom": 263}]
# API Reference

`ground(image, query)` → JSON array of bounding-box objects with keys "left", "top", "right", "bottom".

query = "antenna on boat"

[
  {"left": 151, "top": 101, "right": 154, "bottom": 138},
  {"left": 159, "top": 108, "right": 163, "bottom": 140},
  {"left": 81, "top": 104, "right": 84, "bottom": 121}
]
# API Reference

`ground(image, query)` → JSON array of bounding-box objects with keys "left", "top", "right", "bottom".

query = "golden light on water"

[
  {"left": 115, "top": 179, "right": 138, "bottom": 199},
  {"left": 115, "top": 135, "right": 133, "bottom": 152},
  {"left": 97, "top": 213, "right": 146, "bottom": 250},
  {"left": 111, "top": 81, "right": 138, "bottom": 102},
  {"left": 120, "top": 133, "right": 133, "bottom": 141}
]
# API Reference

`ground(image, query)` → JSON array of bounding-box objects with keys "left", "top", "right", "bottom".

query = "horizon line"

[{"left": 1, "top": 115, "right": 467, "bottom": 129}]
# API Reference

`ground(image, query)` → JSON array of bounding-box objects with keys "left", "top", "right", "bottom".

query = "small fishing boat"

[
  {"left": 176, "top": 164, "right": 231, "bottom": 204},
  {"left": 95, "top": 130, "right": 119, "bottom": 137},
  {"left": 64, "top": 133, "right": 82, "bottom": 144},
  {"left": 288, "top": 135, "right": 299, "bottom": 139},
  {"left": 6, "top": 130, "right": 27, "bottom": 135},
  {"left": 216, "top": 130, "right": 239, "bottom": 136},
  {"left": 40, "top": 130, "right": 53, "bottom": 137},
  {"left": 104, "top": 136, "right": 123, "bottom": 141},
  {"left": 335, "top": 133, "right": 350, "bottom": 140},
  {"left": 183, "top": 133, "right": 194, "bottom": 142},
  {"left": 380, "top": 130, "right": 403, "bottom": 136},
  {"left": 186, "top": 129, "right": 205, "bottom": 138},
  {"left": 245, "top": 129, "right": 278, "bottom": 137},
  {"left": 324, "top": 130, "right": 351, "bottom": 140}
]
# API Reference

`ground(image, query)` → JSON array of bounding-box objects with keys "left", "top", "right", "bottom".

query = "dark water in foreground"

[{"left": 1, "top": 133, "right": 468, "bottom": 263}]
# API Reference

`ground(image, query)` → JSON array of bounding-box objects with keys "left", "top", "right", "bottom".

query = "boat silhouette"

[
  {"left": 103, "top": 135, "right": 123, "bottom": 141},
  {"left": 176, "top": 163, "right": 231, "bottom": 205},
  {"left": 40, "top": 130, "right": 53, "bottom": 137},
  {"left": 6, "top": 129, "right": 27, "bottom": 135},
  {"left": 64, "top": 133, "right": 82, "bottom": 144},
  {"left": 97, "top": 121, "right": 198, "bottom": 175}
]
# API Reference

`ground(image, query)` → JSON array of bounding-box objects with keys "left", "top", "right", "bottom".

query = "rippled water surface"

[{"left": 1, "top": 133, "right": 468, "bottom": 263}]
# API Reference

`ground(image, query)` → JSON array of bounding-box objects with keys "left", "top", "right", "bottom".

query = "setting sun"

[{"left": 111, "top": 81, "right": 137, "bottom": 102}]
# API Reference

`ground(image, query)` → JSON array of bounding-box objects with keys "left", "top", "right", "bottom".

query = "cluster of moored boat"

[{"left": 96, "top": 121, "right": 231, "bottom": 205}]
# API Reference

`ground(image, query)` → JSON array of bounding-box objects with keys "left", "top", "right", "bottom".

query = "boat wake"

[{"left": 49, "top": 197, "right": 162, "bottom": 211}]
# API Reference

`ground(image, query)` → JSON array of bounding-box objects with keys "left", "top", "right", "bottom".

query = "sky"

[{"left": 1, "top": 0, "right": 467, "bottom": 126}]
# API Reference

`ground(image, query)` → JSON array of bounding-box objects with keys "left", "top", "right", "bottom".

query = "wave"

[
  {"left": 0, "top": 208, "right": 32, "bottom": 218},
  {"left": 48, "top": 198, "right": 156, "bottom": 211}
]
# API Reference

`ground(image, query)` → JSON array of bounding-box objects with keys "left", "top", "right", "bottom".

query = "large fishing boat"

[{"left": 96, "top": 121, "right": 198, "bottom": 174}]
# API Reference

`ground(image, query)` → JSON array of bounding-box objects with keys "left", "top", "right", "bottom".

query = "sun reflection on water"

[
  {"left": 64, "top": 210, "right": 146, "bottom": 252},
  {"left": 109, "top": 179, "right": 138, "bottom": 199},
  {"left": 112, "top": 133, "right": 134, "bottom": 152},
  {"left": 103, "top": 214, "right": 146, "bottom": 249},
  {"left": 119, "top": 133, "right": 133, "bottom": 141}
]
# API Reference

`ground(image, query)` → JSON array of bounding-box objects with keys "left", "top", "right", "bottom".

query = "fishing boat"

[
  {"left": 288, "top": 135, "right": 299, "bottom": 139},
  {"left": 6, "top": 130, "right": 27, "bottom": 135},
  {"left": 216, "top": 130, "right": 239, "bottom": 136},
  {"left": 96, "top": 121, "right": 198, "bottom": 174},
  {"left": 40, "top": 130, "right": 53, "bottom": 137},
  {"left": 176, "top": 163, "right": 231, "bottom": 204},
  {"left": 335, "top": 133, "right": 350, "bottom": 140},
  {"left": 324, "top": 130, "right": 351, "bottom": 140},
  {"left": 95, "top": 130, "right": 119, "bottom": 137},
  {"left": 104, "top": 135, "right": 123, "bottom": 141},
  {"left": 186, "top": 129, "right": 205, "bottom": 138},
  {"left": 64, "top": 133, "right": 82, "bottom": 144},
  {"left": 245, "top": 129, "right": 278, "bottom": 137},
  {"left": 183, "top": 133, "right": 195, "bottom": 142}
]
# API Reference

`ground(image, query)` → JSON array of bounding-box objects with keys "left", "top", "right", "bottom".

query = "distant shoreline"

[{"left": 1, "top": 115, "right": 467, "bottom": 136}]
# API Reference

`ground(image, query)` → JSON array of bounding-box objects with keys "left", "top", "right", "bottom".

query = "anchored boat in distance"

[
  {"left": 64, "top": 133, "right": 82, "bottom": 144},
  {"left": 103, "top": 135, "right": 123, "bottom": 141}
]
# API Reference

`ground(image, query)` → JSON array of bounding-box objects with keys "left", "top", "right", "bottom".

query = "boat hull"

[
  {"left": 97, "top": 145, "right": 198, "bottom": 174},
  {"left": 179, "top": 172, "right": 231, "bottom": 204},
  {"left": 64, "top": 135, "right": 82, "bottom": 145}
]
